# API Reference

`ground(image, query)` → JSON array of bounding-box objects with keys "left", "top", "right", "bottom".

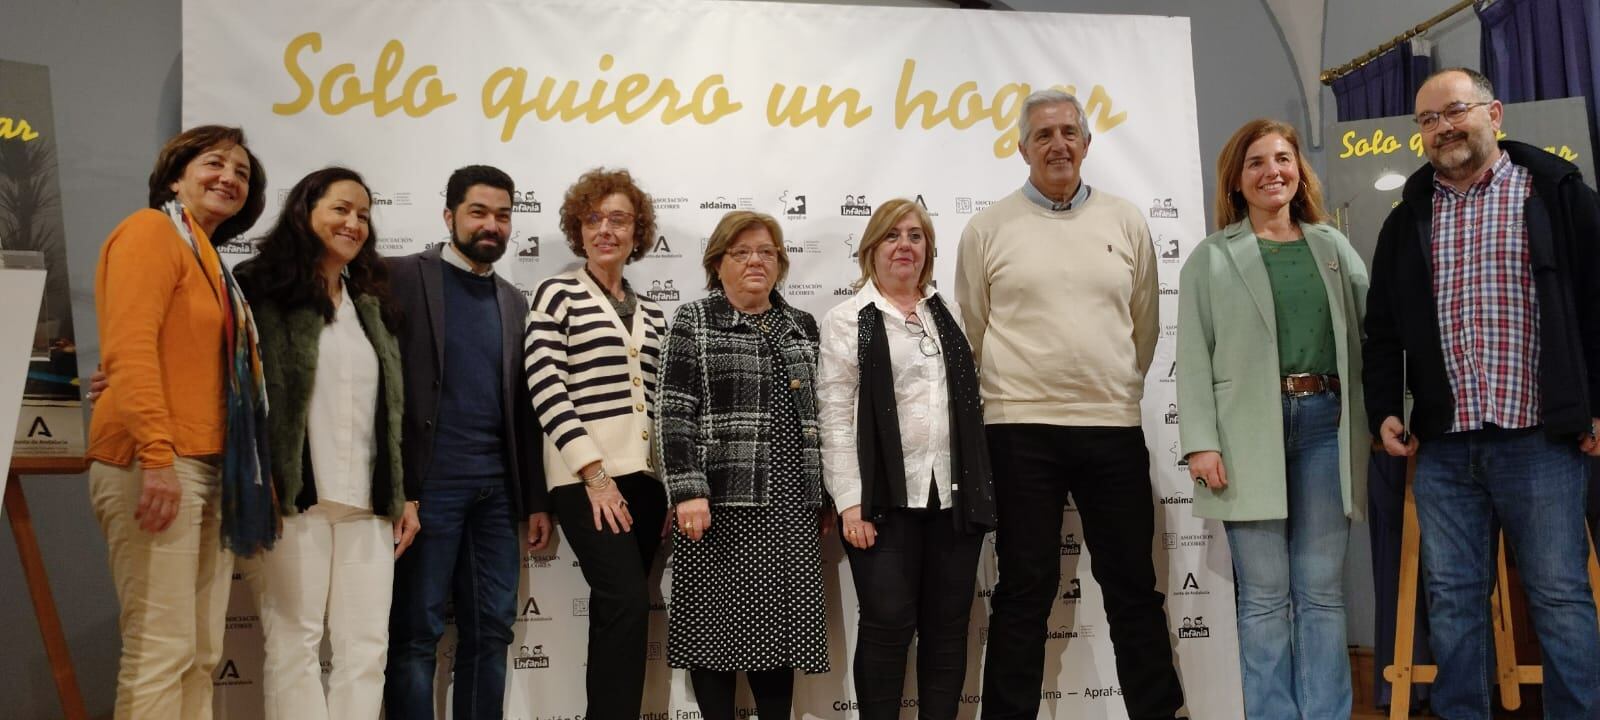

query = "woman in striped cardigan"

[{"left": 522, "top": 168, "right": 669, "bottom": 719}]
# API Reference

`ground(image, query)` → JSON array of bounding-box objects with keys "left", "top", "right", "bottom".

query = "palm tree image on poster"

[{"left": 0, "top": 60, "right": 79, "bottom": 407}]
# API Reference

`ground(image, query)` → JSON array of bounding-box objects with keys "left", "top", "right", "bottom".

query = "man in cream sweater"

[{"left": 956, "top": 89, "right": 1185, "bottom": 720}]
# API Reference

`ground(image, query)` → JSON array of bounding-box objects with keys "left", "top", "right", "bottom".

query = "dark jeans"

[
  {"left": 979, "top": 425, "right": 1184, "bottom": 720},
  {"left": 551, "top": 473, "right": 668, "bottom": 720},
  {"left": 843, "top": 507, "right": 983, "bottom": 720},
  {"left": 385, "top": 484, "right": 520, "bottom": 720}
]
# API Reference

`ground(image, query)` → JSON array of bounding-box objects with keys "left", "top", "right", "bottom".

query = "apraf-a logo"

[
  {"left": 1150, "top": 198, "right": 1179, "bottom": 218},
  {"left": 841, "top": 194, "right": 872, "bottom": 216},
  {"left": 515, "top": 236, "right": 541, "bottom": 259},
  {"left": 780, "top": 190, "right": 807, "bottom": 219},
  {"left": 645, "top": 279, "right": 681, "bottom": 302},
  {"left": 1158, "top": 236, "right": 1181, "bottom": 262},
  {"left": 512, "top": 190, "right": 541, "bottom": 213},
  {"left": 1178, "top": 616, "right": 1211, "bottom": 638},
  {"left": 1060, "top": 577, "right": 1082, "bottom": 602},
  {"left": 514, "top": 644, "right": 550, "bottom": 670}
]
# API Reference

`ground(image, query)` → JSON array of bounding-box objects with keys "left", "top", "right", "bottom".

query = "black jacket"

[
  {"left": 1363, "top": 141, "right": 1600, "bottom": 440},
  {"left": 386, "top": 247, "right": 547, "bottom": 516}
]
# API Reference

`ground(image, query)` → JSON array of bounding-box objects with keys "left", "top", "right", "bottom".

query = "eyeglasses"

[
  {"left": 904, "top": 313, "right": 939, "bottom": 357},
  {"left": 581, "top": 211, "right": 636, "bottom": 230},
  {"left": 727, "top": 247, "right": 779, "bottom": 264},
  {"left": 1413, "top": 101, "right": 1491, "bottom": 132}
]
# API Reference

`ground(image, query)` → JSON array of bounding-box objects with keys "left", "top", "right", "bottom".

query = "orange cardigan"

[{"left": 88, "top": 208, "right": 229, "bottom": 469}]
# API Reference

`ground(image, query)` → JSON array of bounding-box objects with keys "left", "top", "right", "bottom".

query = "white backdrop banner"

[{"left": 183, "top": 0, "right": 1238, "bottom": 717}]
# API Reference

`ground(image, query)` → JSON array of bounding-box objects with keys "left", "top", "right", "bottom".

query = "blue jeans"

[
  {"left": 384, "top": 484, "right": 520, "bottom": 719},
  {"left": 1414, "top": 427, "right": 1600, "bottom": 720},
  {"left": 1224, "top": 391, "right": 1350, "bottom": 720}
]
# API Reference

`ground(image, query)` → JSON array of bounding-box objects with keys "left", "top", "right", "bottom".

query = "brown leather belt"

[{"left": 1281, "top": 373, "right": 1339, "bottom": 396}]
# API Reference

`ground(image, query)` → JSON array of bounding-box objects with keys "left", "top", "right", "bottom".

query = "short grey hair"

[{"left": 1019, "top": 89, "right": 1090, "bottom": 145}]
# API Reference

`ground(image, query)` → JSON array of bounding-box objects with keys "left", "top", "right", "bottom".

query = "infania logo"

[
  {"left": 1178, "top": 616, "right": 1211, "bottom": 638},
  {"left": 645, "top": 279, "right": 681, "bottom": 302},
  {"left": 1060, "top": 533, "right": 1082, "bottom": 556},
  {"left": 840, "top": 194, "right": 873, "bottom": 216},
  {"left": 217, "top": 237, "right": 254, "bottom": 255},
  {"left": 512, "top": 190, "right": 541, "bottom": 213},
  {"left": 1150, "top": 198, "right": 1179, "bottom": 218},
  {"left": 780, "top": 190, "right": 807, "bottom": 219},
  {"left": 1164, "top": 403, "right": 1179, "bottom": 424},
  {"left": 514, "top": 644, "right": 550, "bottom": 669}
]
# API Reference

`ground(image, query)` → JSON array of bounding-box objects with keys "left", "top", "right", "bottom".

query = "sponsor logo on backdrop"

[
  {"left": 1158, "top": 235, "right": 1181, "bottom": 262},
  {"left": 955, "top": 197, "right": 973, "bottom": 214},
  {"left": 378, "top": 235, "right": 412, "bottom": 253},
  {"left": 1161, "top": 360, "right": 1176, "bottom": 383},
  {"left": 1159, "top": 491, "right": 1192, "bottom": 506},
  {"left": 1164, "top": 403, "right": 1179, "bottom": 424},
  {"left": 700, "top": 195, "right": 753, "bottom": 211},
  {"left": 217, "top": 237, "right": 254, "bottom": 255},
  {"left": 786, "top": 282, "right": 822, "bottom": 297},
  {"left": 843, "top": 232, "right": 859, "bottom": 259},
  {"left": 1046, "top": 625, "right": 1085, "bottom": 640},
  {"left": 978, "top": 627, "right": 989, "bottom": 645},
  {"left": 654, "top": 195, "right": 688, "bottom": 211},
  {"left": 914, "top": 194, "right": 938, "bottom": 217},
  {"left": 214, "top": 658, "right": 251, "bottom": 687},
  {"left": 1173, "top": 572, "right": 1210, "bottom": 597},
  {"left": 645, "top": 278, "right": 681, "bottom": 302},
  {"left": 650, "top": 234, "right": 682, "bottom": 258},
  {"left": 647, "top": 641, "right": 663, "bottom": 660},
  {"left": 841, "top": 195, "right": 872, "bottom": 216},
  {"left": 1060, "top": 533, "right": 1082, "bottom": 556},
  {"left": 780, "top": 190, "right": 807, "bottom": 219},
  {"left": 514, "top": 235, "right": 541, "bottom": 259},
  {"left": 1084, "top": 686, "right": 1124, "bottom": 700},
  {"left": 1163, "top": 532, "right": 1178, "bottom": 549},
  {"left": 518, "top": 596, "right": 551, "bottom": 622},
  {"left": 572, "top": 599, "right": 589, "bottom": 616},
  {"left": 1179, "top": 616, "right": 1212, "bottom": 638},
  {"left": 650, "top": 595, "right": 670, "bottom": 612},
  {"left": 514, "top": 644, "right": 551, "bottom": 670},
  {"left": 225, "top": 612, "right": 259, "bottom": 631},
  {"left": 1150, "top": 198, "right": 1179, "bottom": 218},
  {"left": 372, "top": 190, "right": 413, "bottom": 207},
  {"left": 511, "top": 190, "right": 541, "bottom": 213},
  {"left": 1162, "top": 323, "right": 1177, "bottom": 340},
  {"left": 1159, "top": 282, "right": 1178, "bottom": 296},
  {"left": 1060, "top": 577, "right": 1082, "bottom": 602},
  {"left": 523, "top": 552, "right": 556, "bottom": 569},
  {"left": 1169, "top": 441, "right": 1188, "bottom": 467},
  {"left": 1174, "top": 531, "right": 1213, "bottom": 548}
]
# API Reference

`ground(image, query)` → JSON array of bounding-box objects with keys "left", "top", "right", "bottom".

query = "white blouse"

[
  {"left": 817, "top": 282, "right": 962, "bottom": 513},
  {"left": 305, "top": 284, "right": 380, "bottom": 511}
]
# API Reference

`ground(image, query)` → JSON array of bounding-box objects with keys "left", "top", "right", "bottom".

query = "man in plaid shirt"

[{"left": 1364, "top": 67, "right": 1600, "bottom": 719}]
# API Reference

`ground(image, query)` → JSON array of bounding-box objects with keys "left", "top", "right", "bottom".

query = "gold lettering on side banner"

[
  {"left": 0, "top": 116, "right": 40, "bottom": 141},
  {"left": 272, "top": 32, "right": 457, "bottom": 118}
]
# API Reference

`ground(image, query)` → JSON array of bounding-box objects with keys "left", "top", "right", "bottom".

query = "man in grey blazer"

[{"left": 383, "top": 165, "right": 552, "bottom": 719}]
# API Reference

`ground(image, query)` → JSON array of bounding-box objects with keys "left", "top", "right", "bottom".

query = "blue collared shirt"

[{"left": 1022, "top": 179, "right": 1091, "bottom": 211}]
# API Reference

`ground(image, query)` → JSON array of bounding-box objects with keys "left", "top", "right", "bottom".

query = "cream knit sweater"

[{"left": 954, "top": 187, "right": 1159, "bottom": 427}]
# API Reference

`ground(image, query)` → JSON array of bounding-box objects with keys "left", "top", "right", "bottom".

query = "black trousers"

[
  {"left": 550, "top": 473, "right": 668, "bottom": 720},
  {"left": 843, "top": 507, "right": 983, "bottom": 720},
  {"left": 979, "top": 425, "right": 1185, "bottom": 720}
]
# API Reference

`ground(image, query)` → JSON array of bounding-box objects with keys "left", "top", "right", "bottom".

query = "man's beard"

[
  {"left": 452, "top": 224, "right": 508, "bottom": 265},
  {"left": 1428, "top": 129, "right": 1493, "bottom": 182}
]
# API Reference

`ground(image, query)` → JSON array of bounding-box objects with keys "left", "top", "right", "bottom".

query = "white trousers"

[{"left": 256, "top": 501, "right": 394, "bottom": 720}]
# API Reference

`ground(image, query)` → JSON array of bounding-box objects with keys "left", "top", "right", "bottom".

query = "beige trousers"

[{"left": 89, "top": 457, "right": 233, "bottom": 720}]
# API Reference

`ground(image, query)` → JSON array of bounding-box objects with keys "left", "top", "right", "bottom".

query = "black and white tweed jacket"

[{"left": 655, "top": 289, "right": 823, "bottom": 508}]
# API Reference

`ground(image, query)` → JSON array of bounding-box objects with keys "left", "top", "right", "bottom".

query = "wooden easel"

[
  {"left": 1385, "top": 454, "right": 1600, "bottom": 719},
  {"left": 6, "top": 456, "right": 89, "bottom": 720}
]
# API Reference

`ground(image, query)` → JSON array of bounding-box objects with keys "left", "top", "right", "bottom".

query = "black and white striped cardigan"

[{"left": 523, "top": 269, "right": 667, "bottom": 488}]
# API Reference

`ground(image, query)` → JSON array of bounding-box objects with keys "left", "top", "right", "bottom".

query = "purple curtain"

[
  {"left": 1332, "top": 41, "right": 1433, "bottom": 121},
  {"left": 1479, "top": 0, "right": 1600, "bottom": 169}
]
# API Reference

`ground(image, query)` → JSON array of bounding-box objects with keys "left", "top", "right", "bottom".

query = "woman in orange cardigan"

[{"left": 88, "top": 125, "right": 270, "bottom": 719}]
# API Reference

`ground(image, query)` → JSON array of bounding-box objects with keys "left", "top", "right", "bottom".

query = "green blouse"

[{"left": 1258, "top": 237, "right": 1336, "bottom": 375}]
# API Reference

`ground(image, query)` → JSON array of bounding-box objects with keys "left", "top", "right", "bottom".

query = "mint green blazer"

[{"left": 1176, "top": 220, "right": 1370, "bottom": 521}]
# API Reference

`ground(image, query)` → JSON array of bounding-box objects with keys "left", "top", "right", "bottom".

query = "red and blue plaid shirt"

[{"left": 1430, "top": 151, "right": 1540, "bottom": 432}]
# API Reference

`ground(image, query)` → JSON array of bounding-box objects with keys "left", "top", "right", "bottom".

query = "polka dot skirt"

[{"left": 666, "top": 313, "right": 830, "bottom": 674}]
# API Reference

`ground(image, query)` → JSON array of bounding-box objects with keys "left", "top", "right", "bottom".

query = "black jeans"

[
  {"left": 979, "top": 425, "right": 1184, "bottom": 720},
  {"left": 843, "top": 507, "right": 983, "bottom": 720},
  {"left": 551, "top": 473, "right": 668, "bottom": 720},
  {"left": 689, "top": 668, "right": 793, "bottom": 720}
]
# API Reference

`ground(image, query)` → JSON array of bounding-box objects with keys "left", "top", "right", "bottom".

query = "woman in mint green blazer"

[{"left": 1176, "top": 118, "right": 1370, "bottom": 719}]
